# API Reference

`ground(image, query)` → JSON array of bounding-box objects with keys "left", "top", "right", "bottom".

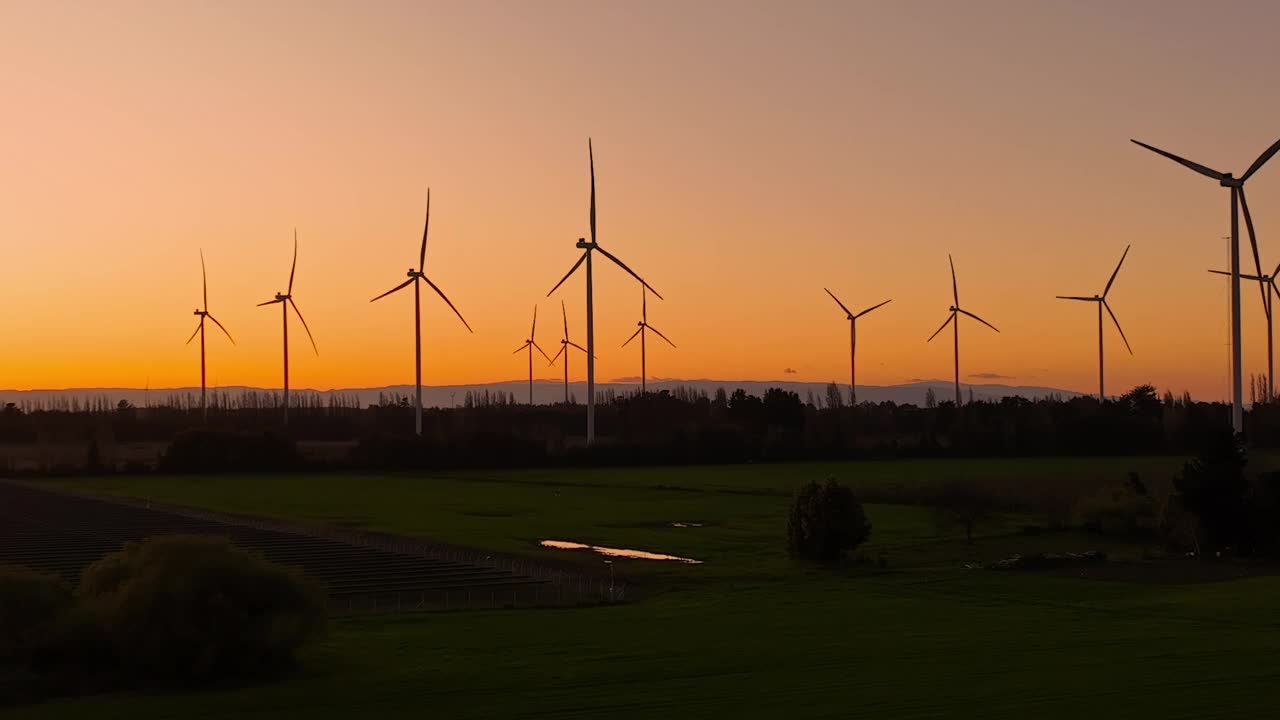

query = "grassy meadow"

[{"left": 16, "top": 455, "right": 1280, "bottom": 718}]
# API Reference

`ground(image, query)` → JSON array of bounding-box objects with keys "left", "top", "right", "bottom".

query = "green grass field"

[{"left": 16, "top": 455, "right": 1280, "bottom": 718}]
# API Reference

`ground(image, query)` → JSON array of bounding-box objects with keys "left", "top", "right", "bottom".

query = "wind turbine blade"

[
  {"left": 648, "top": 325, "right": 677, "bottom": 348},
  {"left": 1208, "top": 269, "right": 1265, "bottom": 281},
  {"left": 257, "top": 298, "right": 283, "bottom": 307},
  {"left": 567, "top": 341, "right": 589, "bottom": 354},
  {"left": 288, "top": 298, "right": 318, "bottom": 355},
  {"left": 514, "top": 343, "right": 528, "bottom": 354},
  {"left": 1103, "top": 244, "right": 1130, "bottom": 297},
  {"left": 1239, "top": 187, "right": 1271, "bottom": 312},
  {"left": 927, "top": 312, "right": 955, "bottom": 342},
  {"left": 206, "top": 314, "right": 236, "bottom": 344},
  {"left": 531, "top": 304, "right": 538, "bottom": 338},
  {"left": 1130, "top": 139, "right": 1227, "bottom": 181},
  {"left": 561, "top": 299, "right": 569, "bottom": 340},
  {"left": 621, "top": 326, "right": 643, "bottom": 347},
  {"left": 200, "top": 249, "right": 208, "bottom": 310},
  {"left": 1056, "top": 295, "right": 1097, "bottom": 301},
  {"left": 824, "top": 288, "right": 854, "bottom": 317},
  {"left": 549, "top": 345, "right": 565, "bottom": 364},
  {"left": 419, "top": 189, "right": 430, "bottom": 272},
  {"left": 1242, "top": 137, "right": 1280, "bottom": 182},
  {"left": 288, "top": 229, "right": 298, "bottom": 294},
  {"left": 1103, "top": 300, "right": 1133, "bottom": 354},
  {"left": 595, "top": 246, "right": 663, "bottom": 300},
  {"left": 589, "top": 139, "right": 596, "bottom": 245},
  {"left": 855, "top": 298, "right": 893, "bottom": 318},
  {"left": 186, "top": 321, "right": 202, "bottom": 345},
  {"left": 532, "top": 340, "right": 553, "bottom": 362},
  {"left": 421, "top": 276, "right": 474, "bottom": 332},
  {"left": 370, "top": 277, "right": 415, "bottom": 303},
  {"left": 642, "top": 285, "right": 647, "bottom": 324},
  {"left": 949, "top": 254, "right": 958, "bottom": 306},
  {"left": 547, "top": 252, "right": 587, "bottom": 297},
  {"left": 957, "top": 308, "right": 1000, "bottom": 333}
]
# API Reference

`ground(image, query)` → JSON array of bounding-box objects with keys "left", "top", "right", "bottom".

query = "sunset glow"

[{"left": 3, "top": 0, "right": 1280, "bottom": 400}]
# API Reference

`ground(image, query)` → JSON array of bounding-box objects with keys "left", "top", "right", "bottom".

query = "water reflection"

[
  {"left": 540, "top": 540, "right": 704, "bottom": 564},
  {"left": 671, "top": 522, "right": 703, "bottom": 528}
]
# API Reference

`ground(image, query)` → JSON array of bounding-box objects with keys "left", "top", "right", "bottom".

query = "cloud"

[
  {"left": 784, "top": 367, "right": 798, "bottom": 374},
  {"left": 968, "top": 372, "right": 1015, "bottom": 380}
]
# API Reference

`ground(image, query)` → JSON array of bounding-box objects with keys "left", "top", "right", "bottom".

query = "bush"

[
  {"left": 0, "top": 566, "right": 73, "bottom": 664},
  {"left": 1170, "top": 426, "right": 1248, "bottom": 553},
  {"left": 0, "top": 567, "right": 111, "bottom": 705},
  {"left": 1074, "top": 473, "right": 1157, "bottom": 537},
  {"left": 1245, "top": 471, "right": 1280, "bottom": 556},
  {"left": 79, "top": 535, "right": 327, "bottom": 687},
  {"left": 159, "top": 430, "right": 301, "bottom": 473},
  {"left": 931, "top": 481, "right": 998, "bottom": 544},
  {"left": 786, "top": 477, "right": 871, "bottom": 562}
]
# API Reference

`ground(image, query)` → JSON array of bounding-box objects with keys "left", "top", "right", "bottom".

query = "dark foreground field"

[{"left": 12, "top": 456, "right": 1280, "bottom": 718}]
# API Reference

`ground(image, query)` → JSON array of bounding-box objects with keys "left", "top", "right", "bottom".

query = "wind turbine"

[
  {"left": 1131, "top": 136, "right": 1280, "bottom": 432},
  {"left": 257, "top": 231, "right": 317, "bottom": 425},
  {"left": 622, "top": 285, "right": 675, "bottom": 394},
  {"left": 927, "top": 255, "right": 999, "bottom": 407},
  {"left": 548, "top": 300, "right": 589, "bottom": 403},
  {"left": 370, "top": 190, "right": 474, "bottom": 436},
  {"left": 1056, "top": 245, "right": 1133, "bottom": 402},
  {"left": 187, "top": 250, "right": 234, "bottom": 423},
  {"left": 1209, "top": 261, "right": 1280, "bottom": 401},
  {"left": 547, "top": 140, "right": 662, "bottom": 443},
  {"left": 513, "top": 305, "right": 552, "bottom": 404},
  {"left": 823, "top": 289, "right": 891, "bottom": 405}
]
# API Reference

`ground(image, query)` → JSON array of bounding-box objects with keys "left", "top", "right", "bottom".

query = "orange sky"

[{"left": 3, "top": 0, "right": 1280, "bottom": 400}]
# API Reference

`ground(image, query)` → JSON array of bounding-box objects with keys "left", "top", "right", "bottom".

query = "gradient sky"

[{"left": 3, "top": 0, "right": 1280, "bottom": 399}]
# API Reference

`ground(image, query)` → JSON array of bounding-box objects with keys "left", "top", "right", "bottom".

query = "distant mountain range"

[{"left": 1, "top": 379, "right": 1083, "bottom": 409}]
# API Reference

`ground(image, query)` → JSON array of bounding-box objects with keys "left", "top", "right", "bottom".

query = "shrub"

[
  {"left": 786, "top": 477, "right": 871, "bottom": 562},
  {"left": 1074, "top": 475, "right": 1157, "bottom": 537},
  {"left": 0, "top": 566, "right": 73, "bottom": 664},
  {"left": 931, "top": 481, "right": 998, "bottom": 544},
  {"left": 1245, "top": 471, "right": 1280, "bottom": 556},
  {"left": 159, "top": 430, "right": 300, "bottom": 473},
  {"left": 1170, "top": 426, "right": 1248, "bottom": 553},
  {"left": 79, "top": 535, "right": 327, "bottom": 687}
]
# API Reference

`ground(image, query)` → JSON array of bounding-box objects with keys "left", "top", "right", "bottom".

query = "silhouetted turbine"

[
  {"left": 547, "top": 300, "right": 589, "bottom": 403},
  {"left": 257, "top": 230, "right": 317, "bottom": 425},
  {"left": 547, "top": 140, "right": 661, "bottom": 443},
  {"left": 513, "top": 305, "right": 552, "bottom": 404},
  {"left": 927, "top": 255, "right": 999, "bottom": 406},
  {"left": 370, "top": 190, "right": 473, "bottom": 435},
  {"left": 1056, "top": 245, "right": 1133, "bottom": 402},
  {"left": 1210, "top": 261, "right": 1280, "bottom": 401},
  {"left": 622, "top": 285, "right": 675, "bottom": 394},
  {"left": 824, "top": 289, "right": 891, "bottom": 406},
  {"left": 1131, "top": 135, "right": 1280, "bottom": 432},
  {"left": 186, "top": 250, "right": 234, "bottom": 423}
]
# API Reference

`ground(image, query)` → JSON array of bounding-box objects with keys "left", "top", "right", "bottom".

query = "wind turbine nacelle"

[
  {"left": 576, "top": 238, "right": 592, "bottom": 249},
  {"left": 1221, "top": 174, "right": 1240, "bottom": 188}
]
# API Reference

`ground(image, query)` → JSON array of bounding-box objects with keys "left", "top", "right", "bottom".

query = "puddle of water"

[
  {"left": 540, "top": 540, "right": 704, "bottom": 564},
  {"left": 670, "top": 522, "right": 703, "bottom": 528}
]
